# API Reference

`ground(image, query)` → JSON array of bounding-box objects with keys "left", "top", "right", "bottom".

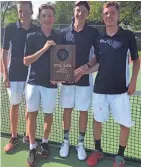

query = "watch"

[{"left": 86, "top": 63, "right": 91, "bottom": 68}]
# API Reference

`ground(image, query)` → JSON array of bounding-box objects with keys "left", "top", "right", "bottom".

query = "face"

[
  {"left": 103, "top": 6, "right": 119, "bottom": 27},
  {"left": 39, "top": 9, "right": 55, "bottom": 27},
  {"left": 74, "top": 5, "right": 89, "bottom": 23},
  {"left": 17, "top": 4, "right": 33, "bottom": 22}
]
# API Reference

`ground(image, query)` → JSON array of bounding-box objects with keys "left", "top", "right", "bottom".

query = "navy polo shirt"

[
  {"left": 2, "top": 21, "right": 36, "bottom": 81},
  {"left": 61, "top": 23, "right": 99, "bottom": 86},
  {"left": 25, "top": 27, "right": 65, "bottom": 88},
  {"left": 94, "top": 27, "right": 139, "bottom": 94}
]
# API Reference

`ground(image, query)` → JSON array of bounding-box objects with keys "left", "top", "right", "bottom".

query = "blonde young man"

[
  {"left": 2, "top": 1, "right": 35, "bottom": 153},
  {"left": 75, "top": 2, "right": 140, "bottom": 167}
]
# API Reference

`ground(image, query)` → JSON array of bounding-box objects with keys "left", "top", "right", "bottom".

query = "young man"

[
  {"left": 2, "top": 1, "right": 35, "bottom": 153},
  {"left": 24, "top": 4, "right": 65, "bottom": 166},
  {"left": 75, "top": 2, "right": 140, "bottom": 167},
  {"left": 59, "top": 1, "right": 99, "bottom": 160}
]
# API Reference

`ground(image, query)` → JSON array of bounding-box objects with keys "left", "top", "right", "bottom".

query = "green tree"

[
  {"left": 1, "top": 1, "right": 17, "bottom": 26},
  {"left": 88, "top": 1, "right": 104, "bottom": 24},
  {"left": 88, "top": 1, "right": 141, "bottom": 30},
  {"left": 119, "top": 1, "right": 141, "bottom": 30},
  {"left": 55, "top": 1, "right": 74, "bottom": 24},
  {"left": 3, "top": 7, "right": 18, "bottom": 26}
]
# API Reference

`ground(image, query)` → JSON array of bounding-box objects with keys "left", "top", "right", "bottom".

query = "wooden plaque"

[{"left": 50, "top": 45, "right": 76, "bottom": 82}]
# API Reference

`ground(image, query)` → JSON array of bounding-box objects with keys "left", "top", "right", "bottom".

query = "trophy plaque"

[{"left": 50, "top": 45, "right": 76, "bottom": 82}]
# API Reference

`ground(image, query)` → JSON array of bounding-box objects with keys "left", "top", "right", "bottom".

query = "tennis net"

[{"left": 0, "top": 80, "right": 141, "bottom": 162}]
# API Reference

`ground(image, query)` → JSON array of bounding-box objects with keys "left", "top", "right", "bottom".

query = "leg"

[
  {"left": 79, "top": 111, "right": 88, "bottom": 134},
  {"left": 87, "top": 93, "right": 109, "bottom": 166},
  {"left": 25, "top": 84, "right": 40, "bottom": 166},
  {"left": 93, "top": 120, "right": 103, "bottom": 152},
  {"left": 43, "top": 113, "right": 53, "bottom": 139},
  {"left": 27, "top": 111, "right": 38, "bottom": 166},
  {"left": 25, "top": 111, "right": 29, "bottom": 137},
  {"left": 10, "top": 104, "right": 19, "bottom": 138},
  {"left": 119, "top": 125, "right": 130, "bottom": 148},
  {"left": 23, "top": 111, "right": 30, "bottom": 143},
  {"left": 59, "top": 85, "right": 76, "bottom": 158},
  {"left": 40, "top": 87, "right": 58, "bottom": 158},
  {"left": 109, "top": 93, "right": 132, "bottom": 167},
  {"left": 75, "top": 86, "right": 93, "bottom": 160},
  {"left": 59, "top": 85, "right": 75, "bottom": 157},
  {"left": 113, "top": 126, "right": 130, "bottom": 167},
  {"left": 28, "top": 112, "right": 38, "bottom": 145},
  {"left": 117, "top": 125, "right": 130, "bottom": 157},
  {"left": 41, "top": 113, "right": 53, "bottom": 158},
  {"left": 78, "top": 111, "right": 88, "bottom": 144},
  {"left": 93, "top": 120, "right": 102, "bottom": 141},
  {"left": 4, "top": 82, "right": 25, "bottom": 153},
  {"left": 63, "top": 108, "right": 73, "bottom": 138},
  {"left": 4, "top": 104, "right": 20, "bottom": 153},
  {"left": 58, "top": 108, "right": 73, "bottom": 158},
  {"left": 60, "top": 85, "right": 75, "bottom": 134}
]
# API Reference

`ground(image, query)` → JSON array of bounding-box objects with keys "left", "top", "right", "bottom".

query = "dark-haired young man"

[
  {"left": 24, "top": 4, "right": 65, "bottom": 166},
  {"left": 59, "top": 1, "right": 99, "bottom": 160}
]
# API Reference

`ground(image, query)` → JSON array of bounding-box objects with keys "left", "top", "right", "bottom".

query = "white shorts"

[
  {"left": 59, "top": 85, "right": 93, "bottom": 111},
  {"left": 92, "top": 93, "right": 133, "bottom": 128},
  {"left": 7, "top": 81, "right": 25, "bottom": 105},
  {"left": 25, "top": 84, "right": 57, "bottom": 113}
]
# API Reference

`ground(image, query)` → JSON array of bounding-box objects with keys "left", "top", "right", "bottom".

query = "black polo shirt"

[
  {"left": 25, "top": 27, "right": 65, "bottom": 88},
  {"left": 2, "top": 21, "right": 36, "bottom": 81},
  {"left": 61, "top": 23, "right": 99, "bottom": 86},
  {"left": 94, "top": 27, "right": 139, "bottom": 94}
]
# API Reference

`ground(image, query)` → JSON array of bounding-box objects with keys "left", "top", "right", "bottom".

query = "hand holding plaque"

[
  {"left": 43, "top": 40, "right": 56, "bottom": 51},
  {"left": 50, "top": 45, "right": 76, "bottom": 82}
]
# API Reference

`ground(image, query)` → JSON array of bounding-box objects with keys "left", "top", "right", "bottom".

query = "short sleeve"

[
  {"left": 129, "top": 31, "right": 139, "bottom": 61},
  {"left": 93, "top": 29, "right": 100, "bottom": 63},
  {"left": 24, "top": 34, "right": 34, "bottom": 57},
  {"left": 2, "top": 25, "right": 12, "bottom": 50}
]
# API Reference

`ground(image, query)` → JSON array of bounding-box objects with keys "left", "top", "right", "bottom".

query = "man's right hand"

[
  {"left": 43, "top": 40, "right": 56, "bottom": 51},
  {"left": 3, "top": 74, "right": 10, "bottom": 88}
]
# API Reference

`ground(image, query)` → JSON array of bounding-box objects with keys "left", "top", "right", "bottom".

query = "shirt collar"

[
  {"left": 16, "top": 20, "right": 35, "bottom": 29},
  {"left": 101, "top": 26, "right": 124, "bottom": 37},
  {"left": 16, "top": 20, "right": 21, "bottom": 29},
  {"left": 39, "top": 26, "right": 55, "bottom": 38},
  {"left": 69, "top": 22, "right": 88, "bottom": 33}
]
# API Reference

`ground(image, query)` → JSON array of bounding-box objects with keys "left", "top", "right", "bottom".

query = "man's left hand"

[{"left": 74, "top": 64, "right": 88, "bottom": 76}]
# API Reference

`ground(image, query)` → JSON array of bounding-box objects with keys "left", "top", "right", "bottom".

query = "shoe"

[
  {"left": 4, "top": 137, "right": 20, "bottom": 153},
  {"left": 113, "top": 155, "right": 125, "bottom": 167},
  {"left": 27, "top": 148, "right": 36, "bottom": 166},
  {"left": 76, "top": 143, "right": 87, "bottom": 160},
  {"left": 60, "top": 140, "right": 69, "bottom": 158},
  {"left": 87, "top": 150, "right": 103, "bottom": 167},
  {"left": 23, "top": 136, "right": 29, "bottom": 144},
  {"left": 41, "top": 143, "right": 50, "bottom": 158}
]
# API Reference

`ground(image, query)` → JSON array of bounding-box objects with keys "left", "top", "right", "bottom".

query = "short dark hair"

[
  {"left": 103, "top": 1, "right": 120, "bottom": 12},
  {"left": 75, "top": 1, "right": 90, "bottom": 12},
  {"left": 17, "top": 1, "right": 33, "bottom": 10},
  {"left": 38, "top": 4, "right": 55, "bottom": 18}
]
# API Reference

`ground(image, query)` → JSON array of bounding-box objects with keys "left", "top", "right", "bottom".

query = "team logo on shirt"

[
  {"left": 57, "top": 49, "right": 69, "bottom": 61},
  {"left": 100, "top": 39, "right": 122, "bottom": 49}
]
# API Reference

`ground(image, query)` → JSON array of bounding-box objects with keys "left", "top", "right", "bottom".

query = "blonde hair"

[{"left": 103, "top": 1, "right": 120, "bottom": 12}]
